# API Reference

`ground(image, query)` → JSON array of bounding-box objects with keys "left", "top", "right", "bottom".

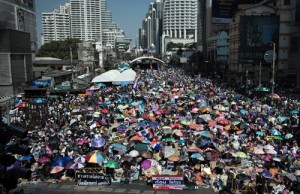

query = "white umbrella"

[
  {"left": 265, "top": 149, "right": 277, "bottom": 155},
  {"left": 264, "top": 144, "right": 274, "bottom": 150},
  {"left": 253, "top": 149, "right": 265, "bottom": 155},
  {"left": 128, "top": 150, "right": 139, "bottom": 157},
  {"left": 164, "top": 146, "right": 176, "bottom": 158}
]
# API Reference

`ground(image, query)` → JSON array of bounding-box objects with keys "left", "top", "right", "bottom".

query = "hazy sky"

[{"left": 35, "top": 0, "right": 153, "bottom": 46}]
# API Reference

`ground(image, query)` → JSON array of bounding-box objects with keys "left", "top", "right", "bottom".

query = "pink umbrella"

[
  {"left": 154, "top": 110, "right": 161, "bottom": 115},
  {"left": 141, "top": 160, "right": 151, "bottom": 170},
  {"left": 265, "top": 149, "right": 277, "bottom": 155},
  {"left": 38, "top": 156, "right": 51, "bottom": 163},
  {"left": 76, "top": 139, "right": 89, "bottom": 146},
  {"left": 46, "top": 146, "right": 52, "bottom": 155},
  {"left": 263, "top": 154, "right": 272, "bottom": 162},
  {"left": 264, "top": 144, "right": 274, "bottom": 150}
]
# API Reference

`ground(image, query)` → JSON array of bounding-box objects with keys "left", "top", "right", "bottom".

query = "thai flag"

[
  {"left": 151, "top": 140, "right": 160, "bottom": 151},
  {"left": 90, "top": 121, "right": 100, "bottom": 129},
  {"left": 137, "top": 128, "right": 153, "bottom": 139},
  {"left": 167, "top": 160, "right": 174, "bottom": 169},
  {"left": 183, "top": 165, "right": 193, "bottom": 173},
  {"left": 133, "top": 76, "right": 140, "bottom": 90}
]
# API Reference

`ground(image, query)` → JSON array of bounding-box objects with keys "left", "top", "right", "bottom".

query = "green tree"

[
  {"left": 37, "top": 38, "right": 82, "bottom": 60},
  {"left": 103, "top": 59, "right": 115, "bottom": 71}
]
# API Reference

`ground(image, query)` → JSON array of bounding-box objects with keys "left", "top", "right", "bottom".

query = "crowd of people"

[{"left": 2, "top": 66, "right": 300, "bottom": 194}]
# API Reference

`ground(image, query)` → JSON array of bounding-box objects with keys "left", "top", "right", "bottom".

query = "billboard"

[
  {"left": 239, "top": 16, "right": 279, "bottom": 64},
  {"left": 17, "top": 9, "right": 25, "bottom": 31},
  {"left": 211, "top": 0, "right": 265, "bottom": 24}
]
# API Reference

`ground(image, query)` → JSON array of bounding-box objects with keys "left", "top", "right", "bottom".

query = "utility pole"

[
  {"left": 271, "top": 43, "right": 276, "bottom": 105},
  {"left": 70, "top": 46, "right": 73, "bottom": 80}
]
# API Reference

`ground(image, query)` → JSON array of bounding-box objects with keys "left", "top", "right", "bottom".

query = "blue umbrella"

[
  {"left": 19, "top": 155, "right": 32, "bottom": 161},
  {"left": 91, "top": 137, "right": 106, "bottom": 148},
  {"left": 290, "top": 109, "right": 299, "bottom": 114},
  {"left": 95, "top": 83, "right": 106, "bottom": 87},
  {"left": 138, "top": 121, "right": 147, "bottom": 128},
  {"left": 111, "top": 143, "right": 127, "bottom": 152},
  {"left": 105, "top": 101, "right": 112, "bottom": 105},
  {"left": 199, "top": 102, "right": 207, "bottom": 107},
  {"left": 117, "top": 125, "right": 127, "bottom": 132},
  {"left": 271, "top": 130, "right": 281, "bottom": 136},
  {"left": 262, "top": 169, "right": 273, "bottom": 179},
  {"left": 240, "top": 109, "right": 248, "bottom": 115},
  {"left": 277, "top": 116, "right": 287, "bottom": 123},
  {"left": 149, "top": 121, "right": 159, "bottom": 128},
  {"left": 256, "top": 131, "right": 264, "bottom": 136},
  {"left": 52, "top": 156, "right": 71, "bottom": 167},
  {"left": 200, "top": 140, "right": 213, "bottom": 147},
  {"left": 191, "top": 153, "right": 202, "bottom": 158}
]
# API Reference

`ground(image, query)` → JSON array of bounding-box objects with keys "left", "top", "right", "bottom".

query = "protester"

[{"left": 6, "top": 66, "right": 300, "bottom": 193}]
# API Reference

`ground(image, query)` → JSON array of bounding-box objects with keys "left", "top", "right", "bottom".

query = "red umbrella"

[
  {"left": 217, "top": 118, "right": 230, "bottom": 125},
  {"left": 38, "top": 156, "right": 51, "bottom": 163},
  {"left": 171, "top": 124, "right": 183, "bottom": 129},
  {"left": 102, "top": 108, "right": 109, "bottom": 114},
  {"left": 208, "top": 120, "right": 217, "bottom": 127},
  {"left": 50, "top": 166, "right": 64, "bottom": 174}
]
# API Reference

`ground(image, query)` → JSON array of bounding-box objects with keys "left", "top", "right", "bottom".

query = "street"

[{"left": 14, "top": 181, "right": 217, "bottom": 194}]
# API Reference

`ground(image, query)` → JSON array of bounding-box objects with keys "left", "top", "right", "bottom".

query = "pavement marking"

[
  {"left": 143, "top": 190, "right": 154, "bottom": 194},
  {"left": 127, "top": 189, "right": 141, "bottom": 194},
  {"left": 113, "top": 188, "right": 126, "bottom": 192}
]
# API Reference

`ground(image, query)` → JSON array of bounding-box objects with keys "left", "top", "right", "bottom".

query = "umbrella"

[
  {"left": 112, "top": 143, "right": 127, "bottom": 152},
  {"left": 190, "top": 153, "right": 202, "bottom": 158},
  {"left": 85, "top": 151, "right": 106, "bottom": 163},
  {"left": 230, "top": 118, "right": 241, "bottom": 125},
  {"left": 19, "top": 155, "right": 32, "bottom": 161},
  {"left": 76, "top": 139, "right": 89, "bottom": 145},
  {"left": 255, "top": 87, "right": 270, "bottom": 92},
  {"left": 105, "top": 160, "right": 119, "bottom": 169},
  {"left": 140, "top": 151, "right": 153, "bottom": 159},
  {"left": 74, "top": 156, "right": 86, "bottom": 163},
  {"left": 91, "top": 137, "right": 106, "bottom": 148},
  {"left": 271, "top": 130, "right": 281, "bottom": 136},
  {"left": 264, "top": 144, "right": 274, "bottom": 150},
  {"left": 208, "top": 120, "right": 217, "bottom": 127},
  {"left": 200, "top": 131, "right": 213, "bottom": 138},
  {"left": 173, "top": 130, "right": 183, "bottom": 137},
  {"left": 253, "top": 149, "right": 265, "bottom": 155},
  {"left": 189, "top": 124, "right": 203, "bottom": 130},
  {"left": 187, "top": 147, "right": 202, "bottom": 153},
  {"left": 149, "top": 121, "right": 159, "bottom": 128},
  {"left": 285, "top": 133, "right": 293, "bottom": 139},
  {"left": 52, "top": 157, "right": 71, "bottom": 167},
  {"left": 263, "top": 154, "right": 272, "bottom": 162},
  {"left": 262, "top": 169, "right": 273, "bottom": 179},
  {"left": 162, "top": 127, "right": 172, "bottom": 134},
  {"left": 38, "top": 156, "right": 51, "bottom": 163},
  {"left": 290, "top": 109, "right": 299, "bottom": 114},
  {"left": 70, "top": 162, "right": 85, "bottom": 170},
  {"left": 271, "top": 157, "right": 281, "bottom": 162},
  {"left": 284, "top": 173, "right": 297, "bottom": 181},
  {"left": 168, "top": 155, "right": 179, "bottom": 162},
  {"left": 50, "top": 166, "right": 64, "bottom": 174},
  {"left": 134, "top": 143, "right": 151, "bottom": 152},
  {"left": 234, "top": 151, "right": 247, "bottom": 158},
  {"left": 164, "top": 146, "right": 176, "bottom": 158},
  {"left": 141, "top": 159, "right": 152, "bottom": 170},
  {"left": 128, "top": 150, "right": 139, "bottom": 157},
  {"left": 216, "top": 118, "right": 230, "bottom": 125},
  {"left": 239, "top": 109, "right": 248, "bottom": 115}
]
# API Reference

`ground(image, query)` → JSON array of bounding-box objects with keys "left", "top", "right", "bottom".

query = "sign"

[
  {"left": 152, "top": 175, "right": 184, "bottom": 190},
  {"left": 76, "top": 173, "right": 111, "bottom": 186},
  {"left": 211, "top": 0, "right": 237, "bottom": 24},
  {"left": 31, "top": 79, "right": 52, "bottom": 88},
  {"left": 264, "top": 50, "right": 277, "bottom": 64}
]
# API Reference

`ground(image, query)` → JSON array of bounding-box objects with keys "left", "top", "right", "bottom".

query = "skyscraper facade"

[
  {"left": 163, "top": 0, "right": 198, "bottom": 41},
  {"left": 70, "top": 0, "right": 102, "bottom": 42},
  {"left": 0, "top": 0, "right": 37, "bottom": 52},
  {"left": 42, "top": 3, "right": 70, "bottom": 45}
]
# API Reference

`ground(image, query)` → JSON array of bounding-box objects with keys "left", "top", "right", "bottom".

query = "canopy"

[
  {"left": 92, "top": 70, "right": 121, "bottom": 83},
  {"left": 92, "top": 69, "right": 136, "bottom": 83}
]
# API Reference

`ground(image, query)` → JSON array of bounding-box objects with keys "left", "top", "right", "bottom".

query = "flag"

[
  {"left": 133, "top": 76, "right": 140, "bottom": 90},
  {"left": 167, "top": 160, "right": 174, "bottom": 169},
  {"left": 90, "top": 121, "right": 100, "bottom": 129},
  {"left": 137, "top": 128, "right": 153, "bottom": 139}
]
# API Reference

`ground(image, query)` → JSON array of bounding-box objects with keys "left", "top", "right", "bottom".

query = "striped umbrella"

[
  {"left": 70, "top": 162, "right": 86, "bottom": 169},
  {"left": 85, "top": 151, "right": 106, "bottom": 163},
  {"left": 50, "top": 166, "right": 64, "bottom": 174}
]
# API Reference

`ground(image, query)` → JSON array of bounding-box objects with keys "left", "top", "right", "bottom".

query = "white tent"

[
  {"left": 92, "top": 69, "right": 136, "bottom": 83},
  {"left": 92, "top": 70, "right": 121, "bottom": 83}
]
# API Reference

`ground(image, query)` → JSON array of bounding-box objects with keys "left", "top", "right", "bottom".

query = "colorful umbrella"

[
  {"left": 50, "top": 166, "right": 64, "bottom": 174},
  {"left": 200, "top": 131, "right": 213, "bottom": 138},
  {"left": 85, "top": 151, "right": 106, "bottom": 163},
  {"left": 74, "top": 156, "right": 86, "bottom": 163},
  {"left": 19, "top": 155, "right": 32, "bottom": 161},
  {"left": 70, "top": 162, "right": 85, "bottom": 169}
]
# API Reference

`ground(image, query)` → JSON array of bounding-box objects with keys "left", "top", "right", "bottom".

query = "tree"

[{"left": 37, "top": 38, "right": 82, "bottom": 60}]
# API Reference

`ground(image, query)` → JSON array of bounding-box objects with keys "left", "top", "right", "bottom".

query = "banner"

[
  {"left": 211, "top": 0, "right": 237, "bottom": 24},
  {"left": 31, "top": 79, "right": 52, "bottom": 88},
  {"left": 76, "top": 173, "right": 111, "bottom": 186},
  {"left": 152, "top": 175, "right": 184, "bottom": 190}
]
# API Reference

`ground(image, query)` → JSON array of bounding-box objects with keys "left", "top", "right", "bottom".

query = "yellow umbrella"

[
  {"left": 199, "top": 106, "right": 208, "bottom": 113},
  {"left": 168, "top": 155, "right": 179, "bottom": 162}
]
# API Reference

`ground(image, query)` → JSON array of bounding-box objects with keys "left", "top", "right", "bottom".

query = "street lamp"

[{"left": 271, "top": 42, "right": 276, "bottom": 106}]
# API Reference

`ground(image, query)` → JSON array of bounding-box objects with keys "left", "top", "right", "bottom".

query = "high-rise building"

[
  {"left": 70, "top": 0, "right": 103, "bottom": 42},
  {"left": 0, "top": 0, "right": 37, "bottom": 52},
  {"left": 42, "top": 3, "right": 70, "bottom": 45},
  {"left": 163, "top": 0, "right": 198, "bottom": 41}
]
